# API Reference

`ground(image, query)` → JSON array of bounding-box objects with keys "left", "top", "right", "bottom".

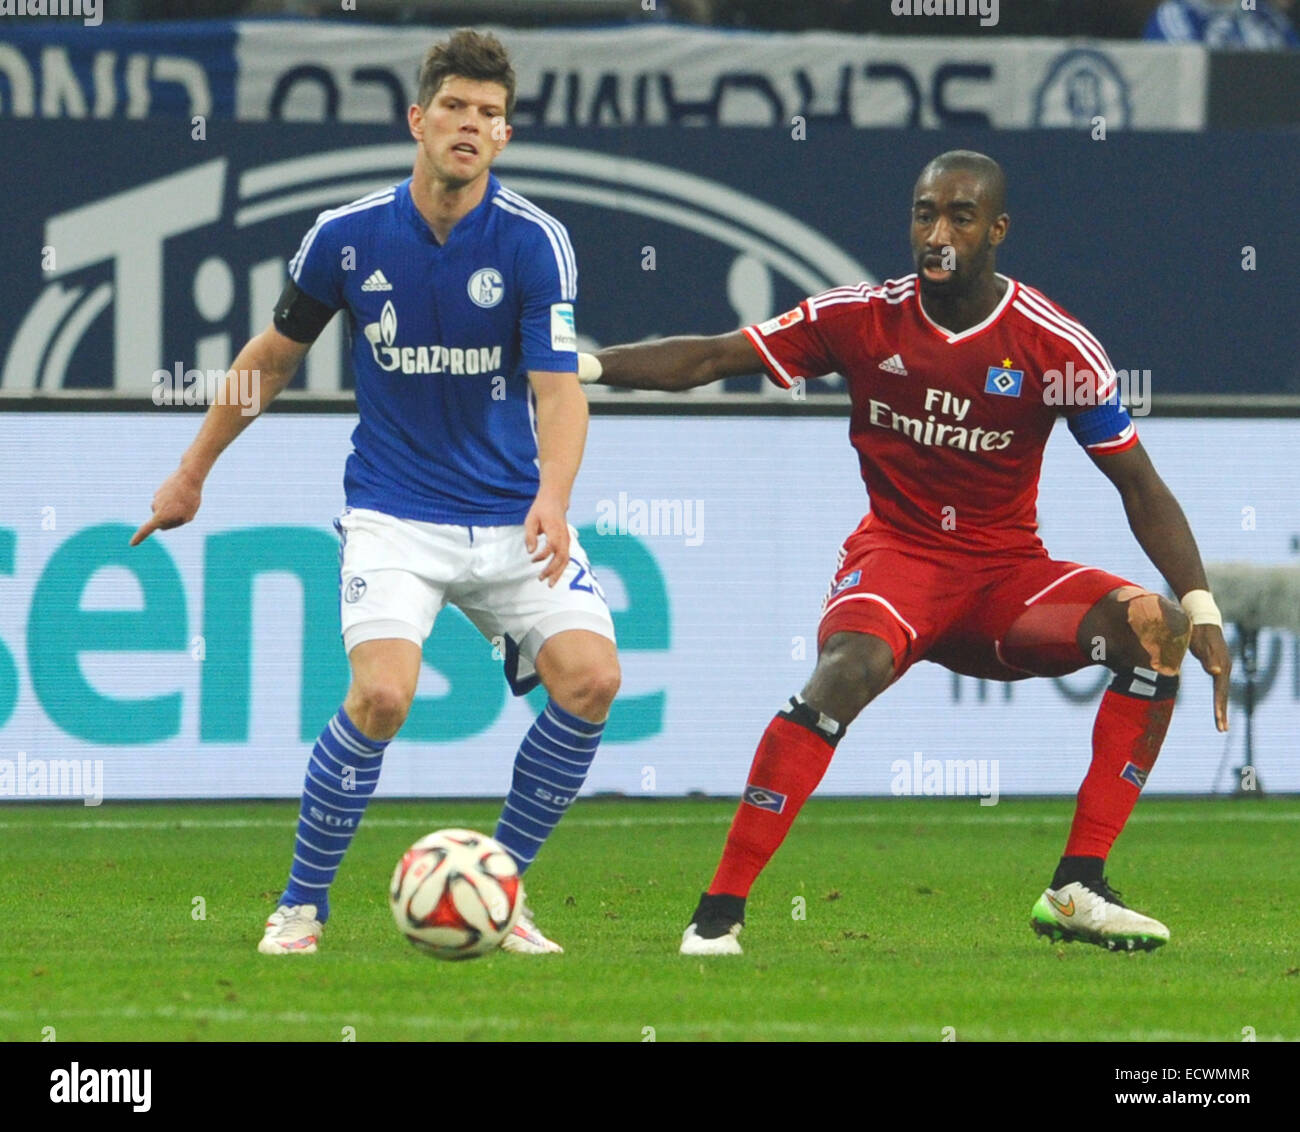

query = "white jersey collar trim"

[{"left": 916, "top": 273, "right": 1017, "bottom": 344}]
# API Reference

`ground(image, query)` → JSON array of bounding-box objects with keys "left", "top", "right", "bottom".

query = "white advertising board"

[{"left": 0, "top": 413, "right": 1293, "bottom": 801}]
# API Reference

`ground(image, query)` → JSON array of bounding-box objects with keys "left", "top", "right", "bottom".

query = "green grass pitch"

[{"left": 2, "top": 797, "right": 1297, "bottom": 1042}]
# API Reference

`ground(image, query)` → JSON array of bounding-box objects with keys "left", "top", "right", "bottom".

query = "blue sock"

[
  {"left": 280, "top": 706, "right": 387, "bottom": 922},
  {"left": 494, "top": 699, "right": 604, "bottom": 873}
]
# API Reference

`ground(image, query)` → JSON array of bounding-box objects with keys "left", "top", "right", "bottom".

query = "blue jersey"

[{"left": 288, "top": 174, "right": 579, "bottom": 524}]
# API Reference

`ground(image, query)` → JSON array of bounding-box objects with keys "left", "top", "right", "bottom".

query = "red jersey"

[{"left": 742, "top": 274, "right": 1137, "bottom": 555}]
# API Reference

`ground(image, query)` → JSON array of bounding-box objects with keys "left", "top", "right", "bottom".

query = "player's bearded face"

[
  {"left": 913, "top": 227, "right": 995, "bottom": 297},
  {"left": 910, "top": 175, "right": 997, "bottom": 296}
]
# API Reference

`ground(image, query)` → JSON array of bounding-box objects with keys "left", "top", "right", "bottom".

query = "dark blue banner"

[
  {"left": 1, "top": 122, "right": 1295, "bottom": 397},
  {"left": 0, "top": 20, "right": 237, "bottom": 119}
]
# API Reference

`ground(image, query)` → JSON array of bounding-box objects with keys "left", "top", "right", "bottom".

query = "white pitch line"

[
  {"left": 0, "top": 810, "right": 1296, "bottom": 832},
  {"left": 0, "top": 1004, "right": 940, "bottom": 1039},
  {"left": 0, "top": 1006, "right": 1269, "bottom": 1043}
]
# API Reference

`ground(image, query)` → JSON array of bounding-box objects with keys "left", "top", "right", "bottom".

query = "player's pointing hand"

[
  {"left": 525, "top": 492, "right": 571, "bottom": 587},
  {"left": 1188, "top": 623, "right": 1232, "bottom": 732},
  {"left": 130, "top": 467, "right": 203, "bottom": 547}
]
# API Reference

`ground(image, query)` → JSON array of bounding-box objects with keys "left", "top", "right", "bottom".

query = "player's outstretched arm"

[
  {"left": 129, "top": 325, "right": 309, "bottom": 546},
  {"left": 1089, "top": 440, "right": 1232, "bottom": 731},
  {"left": 580, "top": 330, "right": 760, "bottom": 392}
]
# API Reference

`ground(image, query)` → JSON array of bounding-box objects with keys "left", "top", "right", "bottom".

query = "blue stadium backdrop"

[{"left": 1, "top": 122, "right": 1296, "bottom": 397}]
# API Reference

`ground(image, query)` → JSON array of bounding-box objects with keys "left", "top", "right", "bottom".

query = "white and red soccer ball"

[{"left": 389, "top": 829, "right": 523, "bottom": 960}]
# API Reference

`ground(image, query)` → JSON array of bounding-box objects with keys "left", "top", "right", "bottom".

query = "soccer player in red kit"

[{"left": 578, "top": 150, "right": 1232, "bottom": 954}]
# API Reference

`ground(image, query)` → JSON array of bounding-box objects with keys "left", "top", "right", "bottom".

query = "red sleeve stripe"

[
  {"left": 807, "top": 277, "right": 914, "bottom": 322},
  {"left": 807, "top": 284, "right": 875, "bottom": 320},
  {"left": 1085, "top": 424, "right": 1139, "bottom": 454},
  {"left": 811, "top": 286, "right": 911, "bottom": 314},
  {"left": 1016, "top": 287, "right": 1120, "bottom": 398},
  {"left": 1019, "top": 284, "right": 1116, "bottom": 369},
  {"left": 1016, "top": 287, "right": 1118, "bottom": 385},
  {"left": 1012, "top": 296, "right": 1118, "bottom": 401},
  {"left": 808, "top": 276, "right": 913, "bottom": 307},
  {"left": 741, "top": 325, "right": 795, "bottom": 388}
]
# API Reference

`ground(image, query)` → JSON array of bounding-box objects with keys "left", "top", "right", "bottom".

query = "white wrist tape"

[
  {"left": 577, "top": 353, "right": 603, "bottom": 384},
  {"left": 1180, "top": 589, "right": 1222, "bottom": 627}
]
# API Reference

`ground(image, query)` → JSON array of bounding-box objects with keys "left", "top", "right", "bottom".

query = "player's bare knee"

[
  {"left": 804, "top": 632, "right": 895, "bottom": 724},
  {"left": 348, "top": 682, "right": 412, "bottom": 738},
  {"left": 1160, "top": 597, "right": 1191, "bottom": 645},
  {"left": 584, "top": 661, "right": 622, "bottom": 715},
  {"left": 1124, "top": 590, "right": 1190, "bottom": 676},
  {"left": 1090, "top": 587, "right": 1190, "bottom": 676},
  {"left": 552, "top": 661, "right": 621, "bottom": 722},
  {"left": 826, "top": 632, "right": 895, "bottom": 691},
  {"left": 1152, "top": 597, "right": 1191, "bottom": 672}
]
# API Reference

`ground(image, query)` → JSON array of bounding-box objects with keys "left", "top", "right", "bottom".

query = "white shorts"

[{"left": 335, "top": 507, "right": 616, "bottom": 695}]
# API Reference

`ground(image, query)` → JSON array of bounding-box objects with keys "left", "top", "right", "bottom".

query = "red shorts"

[{"left": 817, "top": 516, "right": 1135, "bottom": 683}]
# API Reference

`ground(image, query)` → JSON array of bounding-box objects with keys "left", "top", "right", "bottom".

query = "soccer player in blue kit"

[{"left": 132, "top": 30, "right": 619, "bottom": 955}]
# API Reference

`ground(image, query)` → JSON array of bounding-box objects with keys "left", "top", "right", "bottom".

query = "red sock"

[
  {"left": 709, "top": 703, "right": 839, "bottom": 898},
  {"left": 1064, "top": 672, "right": 1177, "bottom": 860}
]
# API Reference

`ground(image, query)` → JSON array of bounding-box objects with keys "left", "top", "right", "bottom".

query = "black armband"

[{"left": 273, "top": 280, "right": 337, "bottom": 344}]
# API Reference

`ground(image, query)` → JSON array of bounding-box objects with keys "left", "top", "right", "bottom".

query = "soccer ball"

[{"left": 389, "top": 829, "right": 523, "bottom": 960}]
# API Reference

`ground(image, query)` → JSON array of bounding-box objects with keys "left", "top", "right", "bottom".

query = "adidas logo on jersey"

[
  {"left": 361, "top": 270, "right": 393, "bottom": 292},
  {"left": 878, "top": 353, "right": 908, "bottom": 375}
]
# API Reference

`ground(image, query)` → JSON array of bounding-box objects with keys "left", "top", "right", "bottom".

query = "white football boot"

[
  {"left": 258, "top": 904, "right": 323, "bottom": 955},
  {"left": 679, "top": 892, "right": 745, "bottom": 956},
  {"left": 680, "top": 923, "right": 743, "bottom": 956},
  {"left": 1031, "top": 880, "right": 1169, "bottom": 951},
  {"left": 500, "top": 905, "right": 564, "bottom": 955}
]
